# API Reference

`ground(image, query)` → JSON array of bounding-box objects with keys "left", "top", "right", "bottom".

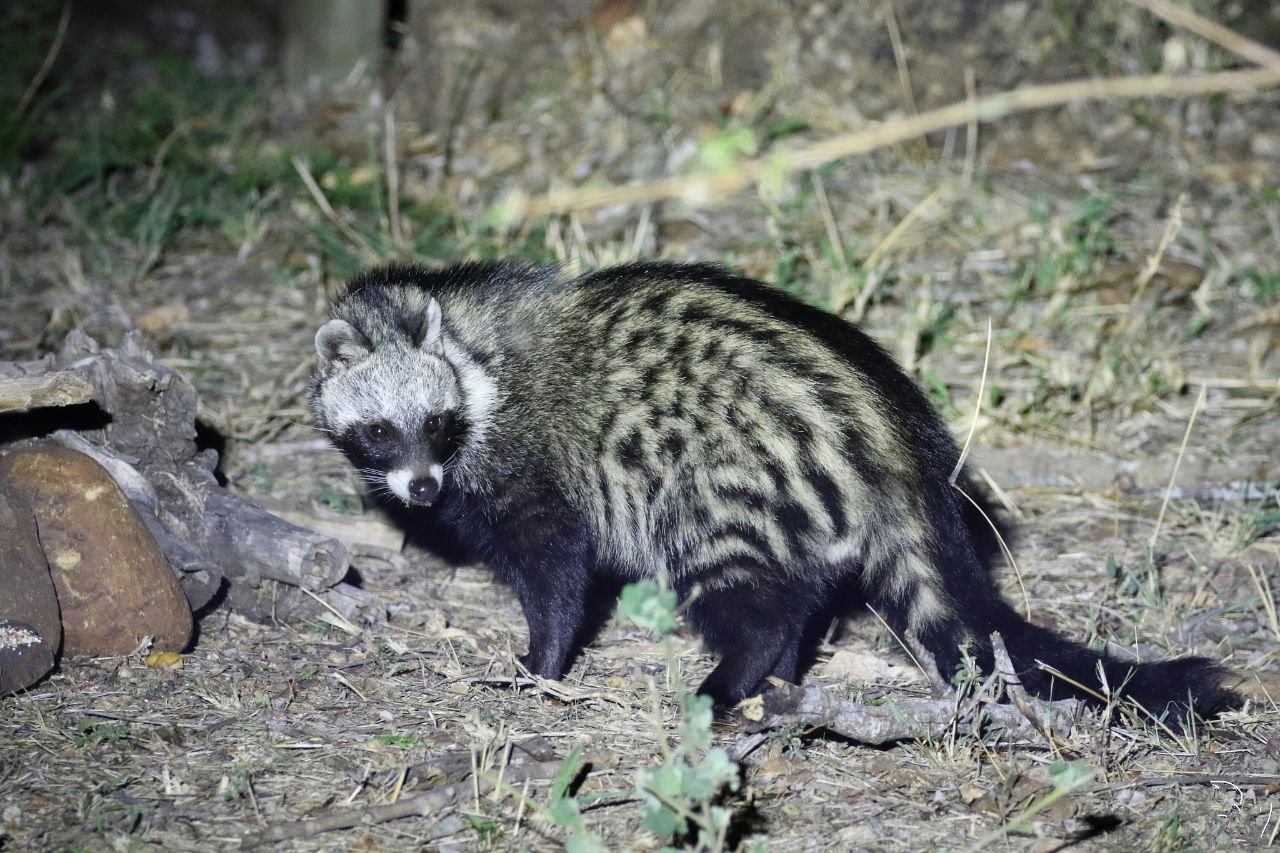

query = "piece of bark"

[
  {"left": 990, "top": 631, "right": 1052, "bottom": 744},
  {"left": 57, "top": 330, "right": 199, "bottom": 468},
  {"left": 0, "top": 371, "right": 96, "bottom": 413},
  {"left": 224, "top": 577, "right": 371, "bottom": 627},
  {"left": 55, "top": 332, "right": 348, "bottom": 592},
  {"left": 744, "top": 682, "right": 1081, "bottom": 745},
  {"left": 0, "top": 482, "right": 62, "bottom": 652},
  {"left": 0, "top": 446, "right": 192, "bottom": 655},
  {"left": 50, "top": 429, "right": 346, "bottom": 604},
  {"left": 0, "top": 620, "right": 55, "bottom": 695}
]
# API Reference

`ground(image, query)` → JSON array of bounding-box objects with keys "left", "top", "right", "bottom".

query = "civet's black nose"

[{"left": 408, "top": 477, "right": 439, "bottom": 504}]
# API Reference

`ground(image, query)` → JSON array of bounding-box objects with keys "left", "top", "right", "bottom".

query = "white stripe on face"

[{"left": 386, "top": 468, "right": 413, "bottom": 502}]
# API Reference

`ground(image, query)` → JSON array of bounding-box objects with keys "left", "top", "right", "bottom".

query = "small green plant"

[
  {"left": 1152, "top": 807, "right": 1188, "bottom": 853},
  {"left": 616, "top": 579, "right": 680, "bottom": 636},
  {"left": 633, "top": 693, "right": 740, "bottom": 847},
  {"left": 314, "top": 483, "right": 364, "bottom": 515},
  {"left": 919, "top": 368, "right": 953, "bottom": 412},
  {"left": 542, "top": 582, "right": 748, "bottom": 850},
  {"left": 1241, "top": 267, "right": 1280, "bottom": 304},
  {"left": 1105, "top": 553, "right": 1162, "bottom": 607},
  {"left": 370, "top": 734, "right": 424, "bottom": 748},
  {"left": 463, "top": 813, "right": 501, "bottom": 845},
  {"left": 618, "top": 580, "right": 743, "bottom": 852},
  {"left": 218, "top": 770, "right": 252, "bottom": 801},
  {"left": 696, "top": 125, "right": 758, "bottom": 174},
  {"left": 0, "top": 0, "right": 65, "bottom": 170},
  {"left": 72, "top": 720, "right": 130, "bottom": 748},
  {"left": 1013, "top": 193, "right": 1115, "bottom": 305}
]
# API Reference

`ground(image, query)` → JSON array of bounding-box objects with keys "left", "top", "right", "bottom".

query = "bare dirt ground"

[{"left": 1, "top": 1, "right": 1278, "bottom": 850}]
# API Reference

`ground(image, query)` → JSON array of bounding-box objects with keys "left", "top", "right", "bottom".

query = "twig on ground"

[
  {"left": 1123, "top": 0, "right": 1280, "bottom": 70},
  {"left": 291, "top": 156, "right": 382, "bottom": 264},
  {"left": 901, "top": 635, "right": 953, "bottom": 698},
  {"left": 744, "top": 682, "right": 1081, "bottom": 746},
  {"left": 865, "top": 604, "right": 941, "bottom": 692},
  {"left": 1150, "top": 383, "right": 1207, "bottom": 550},
  {"left": 383, "top": 100, "right": 404, "bottom": 247},
  {"left": 1101, "top": 773, "right": 1280, "bottom": 791},
  {"left": 990, "top": 631, "right": 1057, "bottom": 751}
]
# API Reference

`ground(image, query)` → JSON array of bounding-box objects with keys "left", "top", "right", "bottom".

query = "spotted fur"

[{"left": 310, "top": 262, "right": 1230, "bottom": 717}]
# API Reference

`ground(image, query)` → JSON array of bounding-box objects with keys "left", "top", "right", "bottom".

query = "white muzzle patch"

[
  {"left": 386, "top": 468, "right": 414, "bottom": 502},
  {"left": 386, "top": 465, "right": 444, "bottom": 504}
]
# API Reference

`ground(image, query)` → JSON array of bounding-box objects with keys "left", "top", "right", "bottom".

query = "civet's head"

[{"left": 310, "top": 292, "right": 463, "bottom": 507}]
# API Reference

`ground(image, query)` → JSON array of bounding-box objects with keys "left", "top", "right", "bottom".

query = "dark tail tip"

[
  {"left": 984, "top": 603, "right": 1237, "bottom": 724},
  {"left": 1108, "top": 656, "right": 1238, "bottom": 723}
]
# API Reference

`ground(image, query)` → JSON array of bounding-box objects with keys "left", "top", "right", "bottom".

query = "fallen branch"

[
  {"left": 1123, "top": 0, "right": 1280, "bottom": 70},
  {"left": 990, "top": 630, "right": 1052, "bottom": 745},
  {"left": 497, "top": 67, "right": 1280, "bottom": 221},
  {"left": 0, "top": 371, "right": 95, "bottom": 412},
  {"left": 1, "top": 331, "right": 352, "bottom": 616},
  {"left": 1102, "top": 773, "right": 1280, "bottom": 791},
  {"left": 745, "top": 682, "right": 1081, "bottom": 746}
]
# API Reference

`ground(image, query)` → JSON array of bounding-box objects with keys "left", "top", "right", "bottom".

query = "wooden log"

[
  {"left": 194, "top": 467, "right": 350, "bottom": 592},
  {"left": 0, "top": 371, "right": 95, "bottom": 413},
  {"left": 269, "top": 506, "right": 406, "bottom": 553},
  {"left": 281, "top": 0, "right": 384, "bottom": 90},
  {"left": 1, "top": 331, "right": 354, "bottom": 619}
]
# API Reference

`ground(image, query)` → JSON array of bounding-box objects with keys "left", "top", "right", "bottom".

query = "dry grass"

[{"left": 1, "top": 0, "right": 1278, "bottom": 850}]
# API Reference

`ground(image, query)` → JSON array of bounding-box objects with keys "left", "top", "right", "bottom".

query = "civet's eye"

[
  {"left": 366, "top": 421, "right": 392, "bottom": 442},
  {"left": 424, "top": 415, "right": 443, "bottom": 434}
]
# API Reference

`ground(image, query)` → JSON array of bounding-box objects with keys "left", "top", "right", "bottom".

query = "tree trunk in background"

[{"left": 282, "top": 0, "right": 385, "bottom": 90}]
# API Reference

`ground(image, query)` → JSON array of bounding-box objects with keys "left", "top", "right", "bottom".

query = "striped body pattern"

[{"left": 310, "top": 262, "right": 1228, "bottom": 715}]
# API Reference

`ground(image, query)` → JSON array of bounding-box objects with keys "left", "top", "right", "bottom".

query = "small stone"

[
  {"left": 0, "top": 620, "right": 55, "bottom": 695},
  {"left": 0, "top": 482, "right": 61, "bottom": 651}
]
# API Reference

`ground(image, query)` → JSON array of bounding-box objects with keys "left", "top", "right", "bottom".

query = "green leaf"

[
  {"left": 764, "top": 117, "right": 810, "bottom": 141},
  {"left": 696, "top": 126, "right": 758, "bottom": 173},
  {"left": 637, "top": 764, "right": 688, "bottom": 836},
  {"left": 617, "top": 581, "right": 679, "bottom": 636},
  {"left": 700, "top": 749, "right": 741, "bottom": 792},
  {"left": 550, "top": 747, "right": 584, "bottom": 802},
  {"left": 640, "top": 764, "right": 686, "bottom": 799},
  {"left": 566, "top": 833, "right": 609, "bottom": 853},
  {"left": 370, "top": 734, "right": 423, "bottom": 748},
  {"left": 639, "top": 800, "right": 685, "bottom": 837},
  {"left": 548, "top": 796, "right": 583, "bottom": 828},
  {"left": 1048, "top": 760, "right": 1094, "bottom": 792},
  {"left": 678, "top": 693, "right": 715, "bottom": 752},
  {"left": 684, "top": 750, "right": 739, "bottom": 801}
]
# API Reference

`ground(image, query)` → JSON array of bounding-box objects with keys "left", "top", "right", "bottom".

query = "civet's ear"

[
  {"left": 315, "top": 319, "right": 372, "bottom": 372},
  {"left": 417, "top": 297, "right": 444, "bottom": 356}
]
